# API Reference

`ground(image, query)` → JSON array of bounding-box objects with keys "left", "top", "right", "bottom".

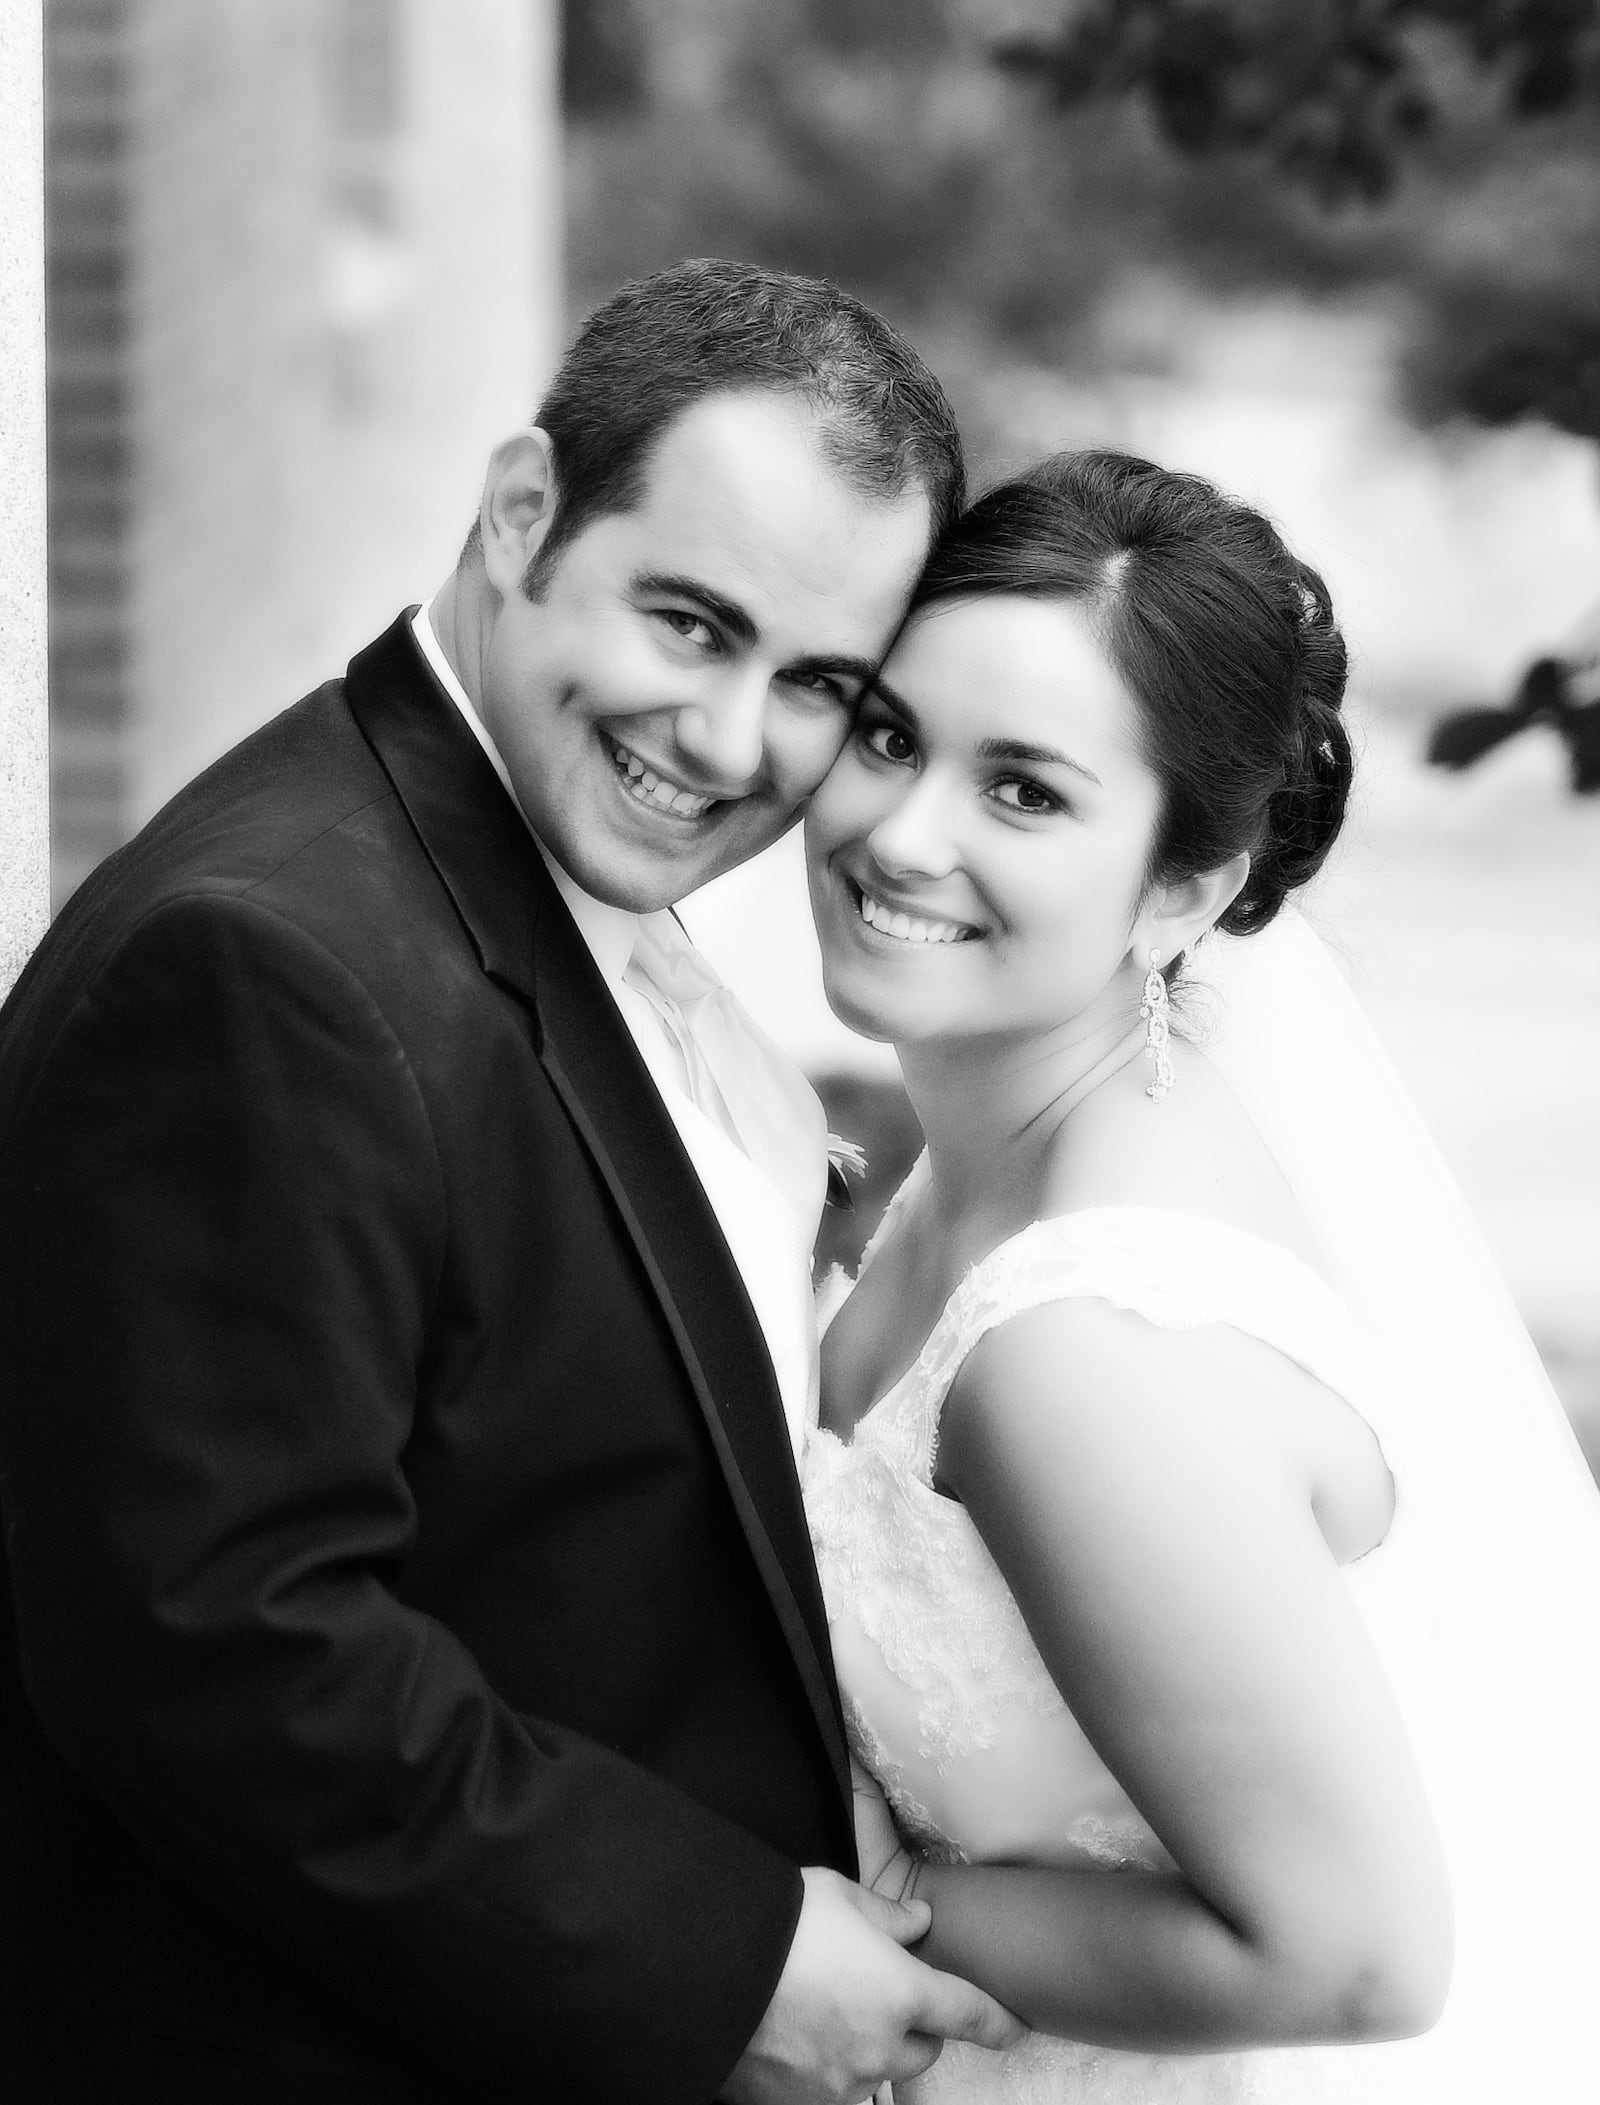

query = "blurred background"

[{"left": 43, "top": 0, "right": 1599, "bottom": 1455}]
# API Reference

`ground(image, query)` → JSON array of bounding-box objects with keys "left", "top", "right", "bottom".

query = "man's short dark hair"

[{"left": 497, "top": 258, "right": 965, "bottom": 585}]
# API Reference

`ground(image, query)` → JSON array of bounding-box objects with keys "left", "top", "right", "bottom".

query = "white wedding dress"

[{"left": 800, "top": 912, "right": 1600, "bottom": 2103}]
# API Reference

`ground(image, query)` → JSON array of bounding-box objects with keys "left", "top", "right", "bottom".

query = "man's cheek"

[{"left": 787, "top": 725, "right": 855, "bottom": 806}]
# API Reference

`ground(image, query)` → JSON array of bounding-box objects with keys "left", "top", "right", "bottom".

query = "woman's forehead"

[{"left": 884, "top": 594, "right": 1144, "bottom": 757}]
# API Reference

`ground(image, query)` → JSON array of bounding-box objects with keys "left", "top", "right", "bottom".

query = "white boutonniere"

[
  {"left": 826, "top": 1133, "right": 868, "bottom": 1182},
  {"left": 824, "top": 1133, "right": 867, "bottom": 1212}
]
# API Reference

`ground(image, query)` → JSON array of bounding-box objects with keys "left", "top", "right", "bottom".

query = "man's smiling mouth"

[
  {"left": 604, "top": 734, "right": 719, "bottom": 820},
  {"left": 851, "top": 880, "right": 979, "bottom": 947}
]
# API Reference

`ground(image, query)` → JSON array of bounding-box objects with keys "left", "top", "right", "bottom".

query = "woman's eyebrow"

[
  {"left": 869, "top": 680, "right": 1104, "bottom": 789},
  {"left": 976, "top": 736, "right": 1103, "bottom": 788},
  {"left": 866, "top": 674, "right": 917, "bottom": 719}
]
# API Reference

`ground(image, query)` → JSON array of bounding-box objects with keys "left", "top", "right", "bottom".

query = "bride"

[{"left": 798, "top": 450, "right": 1600, "bottom": 2101}]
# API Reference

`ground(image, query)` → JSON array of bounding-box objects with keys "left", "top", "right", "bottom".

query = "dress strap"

[
  {"left": 892, "top": 1206, "right": 1374, "bottom": 1487},
  {"left": 817, "top": 1151, "right": 932, "bottom": 1343},
  {"left": 859, "top": 1149, "right": 931, "bottom": 1276}
]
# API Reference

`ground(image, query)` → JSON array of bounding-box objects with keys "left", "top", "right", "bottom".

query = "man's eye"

[
  {"left": 657, "top": 610, "right": 717, "bottom": 650},
  {"left": 862, "top": 721, "right": 917, "bottom": 765},
  {"left": 783, "top": 669, "right": 850, "bottom": 706}
]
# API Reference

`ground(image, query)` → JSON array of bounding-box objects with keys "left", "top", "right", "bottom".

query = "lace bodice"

[{"left": 801, "top": 1161, "right": 1425, "bottom": 2103}]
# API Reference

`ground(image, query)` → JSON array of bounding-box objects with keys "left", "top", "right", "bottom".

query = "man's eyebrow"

[
  {"left": 630, "top": 572, "right": 758, "bottom": 648},
  {"left": 791, "top": 650, "right": 882, "bottom": 688},
  {"left": 867, "top": 681, "right": 1103, "bottom": 787},
  {"left": 632, "top": 571, "right": 882, "bottom": 686}
]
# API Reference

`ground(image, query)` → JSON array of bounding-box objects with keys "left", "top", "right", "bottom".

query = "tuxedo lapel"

[
  {"left": 343, "top": 615, "right": 850, "bottom": 1804},
  {"left": 529, "top": 952, "right": 852, "bottom": 1802},
  {"left": 342, "top": 618, "right": 550, "bottom": 1017}
]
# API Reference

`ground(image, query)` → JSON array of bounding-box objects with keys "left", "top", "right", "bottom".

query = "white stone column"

[{"left": 1, "top": 0, "right": 48, "bottom": 1000}]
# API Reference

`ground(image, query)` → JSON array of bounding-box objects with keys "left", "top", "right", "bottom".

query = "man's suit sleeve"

[{"left": 0, "top": 891, "right": 801, "bottom": 2103}]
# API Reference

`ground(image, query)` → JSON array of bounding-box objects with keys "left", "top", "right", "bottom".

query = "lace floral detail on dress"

[
  {"left": 842, "top": 1695, "right": 968, "bottom": 1865},
  {"left": 810, "top": 1166, "right": 1076, "bottom": 1769},
  {"left": 803, "top": 1171, "right": 1387, "bottom": 1845},
  {"left": 803, "top": 1169, "right": 1455, "bottom": 2103},
  {"left": 807, "top": 1413, "right": 1068, "bottom": 1767},
  {"left": 1058, "top": 1811, "right": 1167, "bottom": 1872}
]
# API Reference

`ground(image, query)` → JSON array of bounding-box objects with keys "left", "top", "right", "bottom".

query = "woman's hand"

[{"left": 851, "top": 1758, "right": 921, "bottom": 1907}]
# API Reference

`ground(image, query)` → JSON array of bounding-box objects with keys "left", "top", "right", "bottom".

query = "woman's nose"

[{"left": 865, "top": 777, "right": 961, "bottom": 882}]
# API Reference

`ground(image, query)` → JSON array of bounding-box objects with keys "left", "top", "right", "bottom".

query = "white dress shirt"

[{"left": 409, "top": 604, "right": 827, "bottom": 1451}]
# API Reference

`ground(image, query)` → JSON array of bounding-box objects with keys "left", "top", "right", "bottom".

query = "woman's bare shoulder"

[{"left": 1047, "top": 1041, "right": 1322, "bottom": 1268}]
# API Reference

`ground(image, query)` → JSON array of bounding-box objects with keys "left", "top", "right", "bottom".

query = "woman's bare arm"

[{"left": 900, "top": 1297, "right": 1453, "bottom": 2052}]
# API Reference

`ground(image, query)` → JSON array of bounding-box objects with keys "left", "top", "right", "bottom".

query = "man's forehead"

[
  {"left": 636, "top": 389, "right": 922, "bottom": 530},
  {"left": 611, "top": 401, "right": 929, "bottom": 638}
]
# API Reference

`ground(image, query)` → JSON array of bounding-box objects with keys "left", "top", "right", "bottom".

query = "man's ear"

[
  {"left": 1134, "top": 851, "right": 1251, "bottom": 965},
  {"left": 479, "top": 429, "right": 558, "bottom": 597}
]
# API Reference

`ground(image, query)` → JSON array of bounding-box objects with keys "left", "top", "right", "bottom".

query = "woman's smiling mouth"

[{"left": 850, "top": 879, "right": 980, "bottom": 947}]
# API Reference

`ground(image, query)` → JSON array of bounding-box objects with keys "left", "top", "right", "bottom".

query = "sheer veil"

[{"left": 1193, "top": 908, "right": 1600, "bottom": 2095}]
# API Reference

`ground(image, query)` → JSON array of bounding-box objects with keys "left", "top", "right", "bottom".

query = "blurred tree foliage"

[
  {"left": 996, "top": 1, "right": 1600, "bottom": 208},
  {"left": 998, "top": 1, "right": 1600, "bottom": 440},
  {"left": 560, "top": 0, "right": 1600, "bottom": 445}
]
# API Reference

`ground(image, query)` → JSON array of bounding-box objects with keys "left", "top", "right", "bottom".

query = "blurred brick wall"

[
  {"left": 46, "top": 0, "right": 130, "bottom": 895},
  {"left": 46, "top": 0, "right": 562, "bottom": 902}
]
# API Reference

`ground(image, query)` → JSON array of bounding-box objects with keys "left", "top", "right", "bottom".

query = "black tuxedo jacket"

[{"left": 0, "top": 615, "right": 854, "bottom": 2103}]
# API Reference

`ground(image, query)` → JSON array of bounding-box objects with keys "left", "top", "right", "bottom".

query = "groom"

[{"left": 0, "top": 262, "right": 1018, "bottom": 2101}]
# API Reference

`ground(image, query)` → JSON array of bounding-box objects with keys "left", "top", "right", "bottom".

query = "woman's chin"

[
  {"left": 823, "top": 997, "right": 903, "bottom": 1046},
  {"left": 817, "top": 966, "right": 918, "bottom": 1047}
]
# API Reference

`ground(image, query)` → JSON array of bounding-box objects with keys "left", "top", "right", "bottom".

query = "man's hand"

[
  {"left": 721, "top": 1866, "right": 1025, "bottom": 2105},
  {"left": 849, "top": 1758, "right": 919, "bottom": 1906}
]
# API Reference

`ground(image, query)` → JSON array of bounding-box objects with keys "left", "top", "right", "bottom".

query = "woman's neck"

[{"left": 898, "top": 1006, "right": 1147, "bottom": 1236}]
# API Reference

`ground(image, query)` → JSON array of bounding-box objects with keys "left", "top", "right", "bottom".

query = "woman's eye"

[
  {"left": 992, "top": 777, "right": 1061, "bottom": 815},
  {"left": 862, "top": 721, "right": 917, "bottom": 765}
]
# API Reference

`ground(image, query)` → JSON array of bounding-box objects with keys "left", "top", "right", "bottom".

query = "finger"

[
  {"left": 845, "top": 1879, "right": 933, "bottom": 1946},
  {"left": 910, "top": 1966, "right": 1028, "bottom": 2051},
  {"left": 879, "top": 2032, "right": 945, "bottom": 2088}
]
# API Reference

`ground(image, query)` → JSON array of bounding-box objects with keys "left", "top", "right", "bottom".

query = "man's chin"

[
  {"left": 540, "top": 785, "right": 796, "bottom": 907},
  {"left": 554, "top": 832, "right": 728, "bottom": 914}
]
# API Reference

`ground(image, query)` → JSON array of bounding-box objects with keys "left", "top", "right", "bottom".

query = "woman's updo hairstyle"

[{"left": 910, "top": 449, "right": 1353, "bottom": 937}]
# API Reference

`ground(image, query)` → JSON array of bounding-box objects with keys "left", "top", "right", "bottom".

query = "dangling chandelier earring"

[{"left": 1140, "top": 950, "right": 1175, "bottom": 1102}]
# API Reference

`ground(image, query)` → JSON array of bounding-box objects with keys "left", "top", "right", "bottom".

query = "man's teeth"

[
  {"left": 611, "top": 743, "right": 714, "bottom": 817},
  {"left": 858, "top": 890, "right": 972, "bottom": 946}
]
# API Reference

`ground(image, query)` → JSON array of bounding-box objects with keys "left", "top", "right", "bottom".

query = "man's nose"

[
  {"left": 865, "top": 776, "right": 961, "bottom": 883},
  {"left": 671, "top": 667, "right": 770, "bottom": 791}
]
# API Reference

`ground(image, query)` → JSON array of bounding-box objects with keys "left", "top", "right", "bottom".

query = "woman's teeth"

[
  {"left": 610, "top": 741, "right": 715, "bottom": 818},
  {"left": 858, "top": 890, "right": 973, "bottom": 946}
]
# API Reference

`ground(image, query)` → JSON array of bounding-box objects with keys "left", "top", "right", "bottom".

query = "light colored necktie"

[{"left": 623, "top": 912, "right": 829, "bottom": 1238}]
